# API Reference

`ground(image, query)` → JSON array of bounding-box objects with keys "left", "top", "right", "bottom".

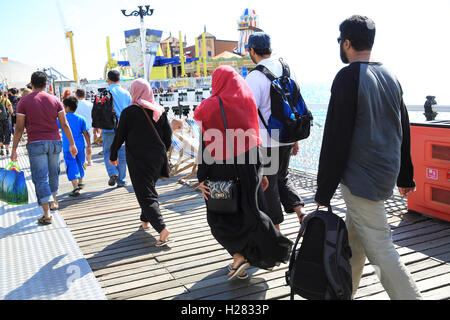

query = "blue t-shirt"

[
  {"left": 103, "top": 83, "right": 132, "bottom": 133},
  {"left": 58, "top": 113, "right": 88, "bottom": 152}
]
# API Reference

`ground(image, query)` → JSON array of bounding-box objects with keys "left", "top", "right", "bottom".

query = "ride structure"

[
  {"left": 236, "top": 8, "right": 262, "bottom": 56},
  {"left": 57, "top": 0, "right": 79, "bottom": 83}
]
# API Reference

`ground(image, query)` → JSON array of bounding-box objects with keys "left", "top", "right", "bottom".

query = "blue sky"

[{"left": 1, "top": 0, "right": 449, "bottom": 105}]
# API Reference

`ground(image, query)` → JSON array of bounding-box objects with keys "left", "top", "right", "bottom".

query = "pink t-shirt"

[{"left": 16, "top": 91, "right": 64, "bottom": 143}]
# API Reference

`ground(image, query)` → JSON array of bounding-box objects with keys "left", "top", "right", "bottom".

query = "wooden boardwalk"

[{"left": 57, "top": 145, "right": 450, "bottom": 300}]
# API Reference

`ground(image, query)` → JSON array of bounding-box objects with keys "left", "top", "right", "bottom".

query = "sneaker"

[{"left": 108, "top": 175, "right": 118, "bottom": 186}]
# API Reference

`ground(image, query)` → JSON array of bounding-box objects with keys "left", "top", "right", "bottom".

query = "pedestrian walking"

[
  {"left": 109, "top": 79, "right": 173, "bottom": 247},
  {"left": 103, "top": 70, "right": 131, "bottom": 188},
  {"left": 315, "top": 15, "right": 422, "bottom": 300},
  {"left": 245, "top": 32, "right": 306, "bottom": 230},
  {"left": 74, "top": 88, "right": 94, "bottom": 166},
  {"left": 195, "top": 65, "right": 293, "bottom": 280},
  {"left": 58, "top": 96, "right": 92, "bottom": 196},
  {"left": 11, "top": 71, "right": 78, "bottom": 224}
]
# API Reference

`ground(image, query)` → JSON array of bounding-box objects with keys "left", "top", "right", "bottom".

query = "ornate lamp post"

[{"left": 121, "top": 5, "right": 154, "bottom": 81}]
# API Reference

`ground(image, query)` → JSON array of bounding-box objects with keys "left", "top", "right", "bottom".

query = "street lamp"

[{"left": 121, "top": 5, "right": 154, "bottom": 82}]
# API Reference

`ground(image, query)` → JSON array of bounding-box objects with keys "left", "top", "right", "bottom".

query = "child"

[{"left": 59, "top": 96, "right": 92, "bottom": 197}]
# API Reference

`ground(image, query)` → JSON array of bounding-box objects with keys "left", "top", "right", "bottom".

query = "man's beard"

[
  {"left": 249, "top": 51, "right": 258, "bottom": 64},
  {"left": 340, "top": 42, "right": 349, "bottom": 64}
]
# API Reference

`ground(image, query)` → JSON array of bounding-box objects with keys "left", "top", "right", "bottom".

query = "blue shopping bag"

[
  {"left": 0, "top": 167, "right": 8, "bottom": 202},
  {"left": 0, "top": 162, "right": 28, "bottom": 205}
]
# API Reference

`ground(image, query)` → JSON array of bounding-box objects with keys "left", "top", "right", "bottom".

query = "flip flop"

[
  {"left": 69, "top": 188, "right": 81, "bottom": 197},
  {"left": 155, "top": 238, "right": 175, "bottom": 247},
  {"left": 228, "top": 262, "right": 250, "bottom": 280},
  {"left": 37, "top": 216, "right": 52, "bottom": 225},
  {"left": 50, "top": 202, "right": 59, "bottom": 211}
]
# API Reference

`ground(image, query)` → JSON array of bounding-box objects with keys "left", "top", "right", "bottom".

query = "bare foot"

[
  {"left": 228, "top": 255, "right": 247, "bottom": 277},
  {"left": 159, "top": 228, "right": 170, "bottom": 242}
]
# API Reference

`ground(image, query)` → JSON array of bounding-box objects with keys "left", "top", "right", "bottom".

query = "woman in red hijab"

[
  {"left": 110, "top": 79, "right": 173, "bottom": 247},
  {"left": 195, "top": 66, "right": 292, "bottom": 280}
]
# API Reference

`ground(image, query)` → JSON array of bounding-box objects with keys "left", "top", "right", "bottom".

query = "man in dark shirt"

[{"left": 315, "top": 15, "right": 422, "bottom": 300}]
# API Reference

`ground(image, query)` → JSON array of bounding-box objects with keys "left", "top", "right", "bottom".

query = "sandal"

[
  {"left": 38, "top": 216, "right": 52, "bottom": 225},
  {"left": 78, "top": 183, "right": 86, "bottom": 189},
  {"left": 50, "top": 201, "right": 59, "bottom": 211},
  {"left": 69, "top": 188, "right": 81, "bottom": 197},
  {"left": 155, "top": 238, "right": 175, "bottom": 247},
  {"left": 228, "top": 262, "right": 250, "bottom": 280}
]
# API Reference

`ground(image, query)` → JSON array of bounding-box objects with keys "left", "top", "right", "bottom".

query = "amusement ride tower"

[{"left": 236, "top": 8, "right": 262, "bottom": 56}]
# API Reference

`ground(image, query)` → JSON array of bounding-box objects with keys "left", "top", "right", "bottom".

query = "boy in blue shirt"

[{"left": 59, "top": 96, "right": 92, "bottom": 196}]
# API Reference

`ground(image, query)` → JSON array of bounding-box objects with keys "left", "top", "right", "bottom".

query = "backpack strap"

[
  {"left": 279, "top": 58, "right": 291, "bottom": 78},
  {"left": 252, "top": 64, "right": 277, "bottom": 82},
  {"left": 257, "top": 109, "right": 268, "bottom": 130},
  {"left": 286, "top": 213, "right": 313, "bottom": 300},
  {"left": 251, "top": 64, "right": 278, "bottom": 130}
]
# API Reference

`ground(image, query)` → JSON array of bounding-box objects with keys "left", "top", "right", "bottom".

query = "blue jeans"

[
  {"left": 102, "top": 131, "right": 127, "bottom": 186},
  {"left": 27, "top": 140, "right": 62, "bottom": 205}
]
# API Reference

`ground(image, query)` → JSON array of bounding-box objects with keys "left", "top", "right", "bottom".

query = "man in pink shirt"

[{"left": 11, "top": 71, "right": 78, "bottom": 225}]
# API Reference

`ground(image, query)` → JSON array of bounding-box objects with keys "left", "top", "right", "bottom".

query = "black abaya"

[
  {"left": 198, "top": 145, "right": 293, "bottom": 270},
  {"left": 110, "top": 105, "right": 172, "bottom": 233}
]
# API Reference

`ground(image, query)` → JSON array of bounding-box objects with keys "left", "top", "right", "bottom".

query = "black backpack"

[
  {"left": 252, "top": 58, "right": 313, "bottom": 143},
  {"left": 0, "top": 98, "right": 8, "bottom": 121},
  {"left": 285, "top": 206, "right": 353, "bottom": 300},
  {"left": 91, "top": 90, "right": 118, "bottom": 130}
]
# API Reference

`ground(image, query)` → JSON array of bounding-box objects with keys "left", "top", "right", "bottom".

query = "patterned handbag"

[{"left": 205, "top": 97, "right": 240, "bottom": 214}]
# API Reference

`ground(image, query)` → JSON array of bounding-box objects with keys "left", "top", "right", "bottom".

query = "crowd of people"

[{"left": 4, "top": 15, "right": 423, "bottom": 299}]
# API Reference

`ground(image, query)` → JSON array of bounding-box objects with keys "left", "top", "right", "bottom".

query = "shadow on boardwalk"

[
  {"left": 86, "top": 229, "right": 172, "bottom": 271},
  {"left": 4, "top": 255, "right": 91, "bottom": 300}
]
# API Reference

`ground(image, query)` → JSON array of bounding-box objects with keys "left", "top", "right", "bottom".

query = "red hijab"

[{"left": 194, "top": 65, "right": 261, "bottom": 160}]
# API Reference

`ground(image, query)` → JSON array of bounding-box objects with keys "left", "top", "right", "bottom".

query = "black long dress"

[
  {"left": 198, "top": 144, "right": 293, "bottom": 270},
  {"left": 110, "top": 105, "right": 172, "bottom": 233}
]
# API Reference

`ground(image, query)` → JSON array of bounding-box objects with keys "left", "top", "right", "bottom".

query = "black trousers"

[
  {"left": 0, "top": 118, "right": 11, "bottom": 145},
  {"left": 127, "top": 154, "right": 166, "bottom": 233},
  {"left": 260, "top": 145, "right": 304, "bottom": 225}
]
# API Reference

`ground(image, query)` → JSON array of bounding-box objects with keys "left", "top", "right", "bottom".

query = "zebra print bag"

[
  {"left": 205, "top": 97, "right": 240, "bottom": 214},
  {"left": 205, "top": 180, "right": 239, "bottom": 214}
]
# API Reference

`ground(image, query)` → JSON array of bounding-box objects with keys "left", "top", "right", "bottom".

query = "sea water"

[{"left": 290, "top": 104, "right": 450, "bottom": 173}]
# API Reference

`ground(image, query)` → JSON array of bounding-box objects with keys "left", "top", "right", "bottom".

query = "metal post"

[
  {"left": 121, "top": 5, "right": 154, "bottom": 81},
  {"left": 140, "top": 14, "right": 148, "bottom": 81}
]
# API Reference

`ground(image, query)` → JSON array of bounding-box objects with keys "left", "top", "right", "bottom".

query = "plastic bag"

[{"left": 0, "top": 162, "right": 28, "bottom": 205}]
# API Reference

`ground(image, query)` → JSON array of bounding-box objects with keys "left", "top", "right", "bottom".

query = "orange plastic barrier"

[{"left": 408, "top": 121, "right": 450, "bottom": 221}]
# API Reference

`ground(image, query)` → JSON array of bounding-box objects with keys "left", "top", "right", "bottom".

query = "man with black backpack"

[
  {"left": 315, "top": 15, "right": 422, "bottom": 300},
  {"left": 246, "top": 33, "right": 310, "bottom": 230},
  {"left": 99, "top": 70, "right": 131, "bottom": 188}
]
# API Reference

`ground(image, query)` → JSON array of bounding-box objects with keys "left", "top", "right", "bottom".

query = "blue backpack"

[{"left": 252, "top": 58, "right": 313, "bottom": 143}]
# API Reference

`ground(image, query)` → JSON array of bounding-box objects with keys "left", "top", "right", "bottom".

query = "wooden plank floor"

[{"left": 58, "top": 145, "right": 450, "bottom": 300}]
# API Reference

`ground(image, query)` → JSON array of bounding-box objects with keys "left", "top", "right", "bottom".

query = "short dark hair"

[
  {"left": 63, "top": 96, "right": 78, "bottom": 112},
  {"left": 31, "top": 71, "right": 47, "bottom": 89},
  {"left": 253, "top": 47, "right": 272, "bottom": 56},
  {"left": 107, "top": 70, "right": 120, "bottom": 82},
  {"left": 339, "top": 15, "right": 376, "bottom": 51},
  {"left": 75, "top": 88, "right": 86, "bottom": 98}
]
